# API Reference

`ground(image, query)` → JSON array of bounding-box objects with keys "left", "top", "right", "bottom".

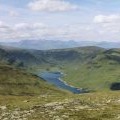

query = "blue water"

[{"left": 38, "top": 72, "right": 87, "bottom": 94}]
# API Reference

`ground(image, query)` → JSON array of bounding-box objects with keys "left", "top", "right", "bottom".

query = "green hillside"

[
  {"left": 62, "top": 48, "right": 120, "bottom": 91},
  {"left": 31, "top": 47, "right": 120, "bottom": 91},
  {"left": 0, "top": 63, "right": 66, "bottom": 95},
  {"left": 30, "top": 46, "right": 120, "bottom": 91},
  {"left": 0, "top": 45, "right": 120, "bottom": 91},
  {"left": 30, "top": 46, "right": 104, "bottom": 65},
  {"left": 0, "top": 46, "right": 45, "bottom": 67},
  {"left": 0, "top": 45, "right": 105, "bottom": 67}
]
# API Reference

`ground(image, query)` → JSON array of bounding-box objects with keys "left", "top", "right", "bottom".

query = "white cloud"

[
  {"left": 32, "top": 23, "right": 47, "bottom": 29},
  {"left": 93, "top": 14, "right": 120, "bottom": 33},
  {"left": 14, "top": 22, "right": 47, "bottom": 30},
  {"left": 0, "top": 21, "right": 7, "bottom": 27},
  {"left": 28, "top": 0, "right": 78, "bottom": 12},
  {"left": 0, "top": 21, "right": 4, "bottom": 27},
  {"left": 1, "top": 19, "right": 120, "bottom": 42},
  {"left": 9, "top": 10, "right": 19, "bottom": 17},
  {"left": 94, "top": 14, "right": 120, "bottom": 23},
  {"left": 0, "top": 21, "right": 12, "bottom": 33},
  {"left": 0, "top": 22, "right": 49, "bottom": 40},
  {"left": 14, "top": 23, "right": 30, "bottom": 30},
  {"left": 91, "top": 14, "right": 120, "bottom": 41}
]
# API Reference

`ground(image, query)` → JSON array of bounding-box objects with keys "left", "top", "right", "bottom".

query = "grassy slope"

[
  {"left": 0, "top": 91, "right": 119, "bottom": 120},
  {"left": 0, "top": 64, "right": 66, "bottom": 96},
  {"left": 62, "top": 49, "right": 120, "bottom": 91}
]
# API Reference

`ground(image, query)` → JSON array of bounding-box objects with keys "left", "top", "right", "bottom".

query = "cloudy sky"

[{"left": 0, "top": 0, "right": 120, "bottom": 42}]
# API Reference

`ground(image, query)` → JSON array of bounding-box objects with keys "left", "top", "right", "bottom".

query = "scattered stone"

[{"left": 0, "top": 105, "right": 7, "bottom": 110}]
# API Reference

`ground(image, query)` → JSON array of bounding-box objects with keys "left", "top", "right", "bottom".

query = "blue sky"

[{"left": 0, "top": 0, "right": 120, "bottom": 42}]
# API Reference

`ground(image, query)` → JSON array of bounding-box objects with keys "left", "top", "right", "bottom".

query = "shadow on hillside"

[{"left": 110, "top": 82, "right": 120, "bottom": 90}]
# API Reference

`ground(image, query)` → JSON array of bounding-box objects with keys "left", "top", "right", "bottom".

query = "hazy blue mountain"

[
  {"left": 0, "top": 40, "right": 97, "bottom": 50},
  {"left": 1, "top": 40, "right": 120, "bottom": 50},
  {"left": 96, "top": 42, "right": 120, "bottom": 48},
  {"left": 1, "top": 40, "right": 79, "bottom": 50}
]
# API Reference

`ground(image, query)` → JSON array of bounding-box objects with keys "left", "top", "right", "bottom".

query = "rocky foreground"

[{"left": 0, "top": 92, "right": 120, "bottom": 120}]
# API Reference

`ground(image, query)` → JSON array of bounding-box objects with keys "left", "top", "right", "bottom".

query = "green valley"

[{"left": 0, "top": 45, "right": 120, "bottom": 120}]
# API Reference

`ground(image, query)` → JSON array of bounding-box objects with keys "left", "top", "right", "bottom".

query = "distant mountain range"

[{"left": 1, "top": 40, "right": 120, "bottom": 50}]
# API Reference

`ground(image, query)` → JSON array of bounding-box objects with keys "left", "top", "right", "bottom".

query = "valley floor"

[{"left": 0, "top": 91, "right": 120, "bottom": 120}]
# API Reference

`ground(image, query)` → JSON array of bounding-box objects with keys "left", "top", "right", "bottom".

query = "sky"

[{"left": 0, "top": 0, "right": 120, "bottom": 42}]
